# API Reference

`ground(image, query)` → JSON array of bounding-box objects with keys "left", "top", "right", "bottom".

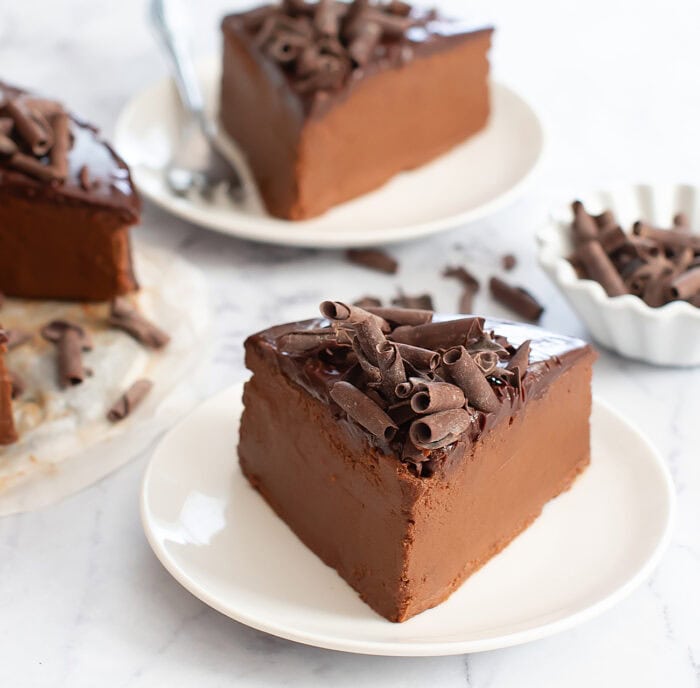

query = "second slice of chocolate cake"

[
  {"left": 220, "top": 1, "right": 493, "bottom": 220},
  {"left": 239, "top": 302, "right": 596, "bottom": 622}
]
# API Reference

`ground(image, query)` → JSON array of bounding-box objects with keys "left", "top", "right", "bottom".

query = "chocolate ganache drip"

[
  {"left": 277, "top": 301, "right": 532, "bottom": 477},
  {"left": 241, "top": 0, "right": 436, "bottom": 97}
]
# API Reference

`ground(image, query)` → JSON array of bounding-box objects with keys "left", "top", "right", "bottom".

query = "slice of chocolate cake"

[
  {"left": 220, "top": 1, "right": 493, "bottom": 220},
  {"left": 0, "top": 328, "right": 17, "bottom": 445},
  {"left": 239, "top": 302, "right": 596, "bottom": 622},
  {"left": 0, "top": 81, "right": 141, "bottom": 301}
]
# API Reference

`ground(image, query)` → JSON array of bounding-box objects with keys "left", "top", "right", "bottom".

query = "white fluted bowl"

[{"left": 538, "top": 184, "right": 700, "bottom": 366}]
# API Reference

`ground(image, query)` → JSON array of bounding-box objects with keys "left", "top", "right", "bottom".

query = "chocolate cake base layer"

[
  {"left": 220, "top": 21, "right": 492, "bottom": 220},
  {"left": 0, "top": 193, "right": 137, "bottom": 301},
  {"left": 239, "top": 337, "right": 594, "bottom": 622}
]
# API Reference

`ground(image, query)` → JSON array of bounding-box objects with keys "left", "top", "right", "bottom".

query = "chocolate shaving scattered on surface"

[
  {"left": 489, "top": 277, "right": 544, "bottom": 322},
  {"left": 443, "top": 265, "right": 480, "bottom": 291},
  {"left": 108, "top": 298, "right": 171, "bottom": 349},
  {"left": 107, "top": 379, "right": 153, "bottom": 422},
  {"left": 391, "top": 291, "right": 434, "bottom": 310},
  {"left": 567, "top": 201, "right": 700, "bottom": 308},
  {"left": 501, "top": 254, "right": 517, "bottom": 271},
  {"left": 353, "top": 295, "right": 382, "bottom": 309},
  {"left": 40, "top": 320, "right": 93, "bottom": 388},
  {"left": 346, "top": 248, "right": 398, "bottom": 274}
]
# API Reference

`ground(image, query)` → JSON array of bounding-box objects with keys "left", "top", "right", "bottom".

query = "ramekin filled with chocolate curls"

[{"left": 538, "top": 184, "right": 700, "bottom": 365}]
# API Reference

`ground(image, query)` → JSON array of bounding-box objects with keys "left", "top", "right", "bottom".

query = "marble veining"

[{"left": 1, "top": 0, "right": 700, "bottom": 686}]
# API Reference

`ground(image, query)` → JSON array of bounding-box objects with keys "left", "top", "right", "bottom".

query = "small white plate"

[
  {"left": 115, "top": 58, "right": 544, "bottom": 248},
  {"left": 141, "top": 383, "right": 674, "bottom": 656}
]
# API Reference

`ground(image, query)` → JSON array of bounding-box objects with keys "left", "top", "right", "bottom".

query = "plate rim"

[
  {"left": 140, "top": 385, "right": 675, "bottom": 656},
  {"left": 116, "top": 60, "right": 546, "bottom": 248}
]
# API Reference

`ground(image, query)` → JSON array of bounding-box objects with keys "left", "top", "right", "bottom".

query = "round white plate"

[
  {"left": 141, "top": 384, "right": 674, "bottom": 656},
  {"left": 115, "top": 58, "right": 544, "bottom": 248}
]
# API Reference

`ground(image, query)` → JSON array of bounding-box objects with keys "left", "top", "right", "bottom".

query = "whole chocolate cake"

[
  {"left": 239, "top": 302, "right": 596, "bottom": 622},
  {"left": 0, "top": 81, "right": 141, "bottom": 301},
  {"left": 220, "top": 0, "right": 493, "bottom": 219}
]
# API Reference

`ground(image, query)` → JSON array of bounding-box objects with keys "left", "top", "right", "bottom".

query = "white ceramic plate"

[
  {"left": 141, "top": 383, "right": 674, "bottom": 656},
  {"left": 115, "top": 58, "right": 544, "bottom": 248}
]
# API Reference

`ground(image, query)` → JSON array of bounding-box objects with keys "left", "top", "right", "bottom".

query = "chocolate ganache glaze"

[
  {"left": 0, "top": 81, "right": 140, "bottom": 222},
  {"left": 249, "top": 303, "right": 594, "bottom": 477},
  {"left": 222, "top": 0, "right": 492, "bottom": 116}
]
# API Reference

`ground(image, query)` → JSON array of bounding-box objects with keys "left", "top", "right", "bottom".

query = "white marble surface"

[{"left": 1, "top": 0, "right": 700, "bottom": 686}]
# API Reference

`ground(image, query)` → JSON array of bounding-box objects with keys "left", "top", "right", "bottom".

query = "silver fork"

[{"left": 149, "top": 0, "right": 244, "bottom": 201}]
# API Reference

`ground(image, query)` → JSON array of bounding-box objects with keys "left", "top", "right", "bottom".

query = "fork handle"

[{"left": 149, "top": 0, "right": 205, "bottom": 121}]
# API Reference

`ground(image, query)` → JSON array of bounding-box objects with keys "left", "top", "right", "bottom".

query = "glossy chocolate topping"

[
  {"left": 222, "top": 1, "right": 492, "bottom": 115},
  {"left": 0, "top": 81, "right": 140, "bottom": 221},
  {"left": 249, "top": 310, "right": 594, "bottom": 477}
]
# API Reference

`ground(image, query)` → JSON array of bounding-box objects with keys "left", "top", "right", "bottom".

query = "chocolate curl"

[
  {"left": 391, "top": 291, "right": 433, "bottom": 310},
  {"left": 443, "top": 346, "right": 499, "bottom": 413},
  {"left": 598, "top": 225, "right": 628, "bottom": 254},
  {"left": 410, "top": 382, "right": 465, "bottom": 414},
  {"left": 278, "top": 328, "right": 337, "bottom": 353},
  {"left": 348, "top": 20, "right": 381, "bottom": 66},
  {"left": 8, "top": 152, "right": 59, "bottom": 182},
  {"left": 489, "top": 277, "right": 545, "bottom": 321},
  {"left": 351, "top": 337, "right": 381, "bottom": 382},
  {"left": 472, "top": 350, "right": 499, "bottom": 375},
  {"left": 9, "top": 370, "right": 25, "bottom": 399},
  {"left": 673, "top": 212, "right": 689, "bottom": 229},
  {"left": 6, "top": 99, "right": 53, "bottom": 156},
  {"left": 595, "top": 210, "right": 617, "bottom": 231},
  {"left": 571, "top": 200, "right": 599, "bottom": 243},
  {"left": 346, "top": 248, "right": 398, "bottom": 274},
  {"left": 506, "top": 340, "right": 531, "bottom": 389},
  {"left": 0, "top": 117, "right": 13, "bottom": 135},
  {"left": 409, "top": 408, "right": 472, "bottom": 450},
  {"left": 319, "top": 301, "right": 390, "bottom": 332},
  {"left": 40, "top": 320, "right": 93, "bottom": 388},
  {"left": 375, "top": 341, "right": 406, "bottom": 399},
  {"left": 240, "top": 4, "right": 278, "bottom": 30},
  {"left": 364, "top": 306, "right": 433, "bottom": 327},
  {"left": 6, "top": 329, "right": 32, "bottom": 350},
  {"left": 0, "top": 134, "right": 17, "bottom": 156},
  {"left": 265, "top": 31, "right": 308, "bottom": 62},
  {"left": 24, "top": 97, "right": 64, "bottom": 118},
  {"left": 395, "top": 376, "right": 428, "bottom": 399},
  {"left": 49, "top": 112, "right": 70, "bottom": 181},
  {"left": 330, "top": 380, "right": 398, "bottom": 440},
  {"left": 107, "top": 379, "right": 153, "bottom": 422},
  {"left": 669, "top": 266, "right": 700, "bottom": 300},
  {"left": 363, "top": 8, "right": 414, "bottom": 37},
  {"left": 354, "top": 316, "right": 387, "bottom": 365},
  {"left": 314, "top": 0, "right": 346, "bottom": 36},
  {"left": 79, "top": 165, "right": 93, "bottom": 191},
  {"left": 393, "top": 342, "right": 439, "bottom": 371},
  {"left": 294, "top": 54, "right": 349, "bottom": 92},
  {"left": 633, "top": 221, "right": 700, "bottom": 252},
  {"left": 109, "top": 298, "right": 171, "bottom": 349},
  {"left": 575, "top": 241, "right": 628, "bottom": 297},
  {"left": 390, "top": 317, "right": 483, "bottom": 351}
]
